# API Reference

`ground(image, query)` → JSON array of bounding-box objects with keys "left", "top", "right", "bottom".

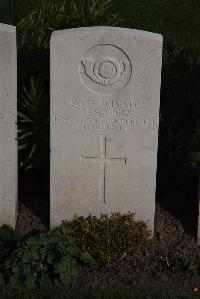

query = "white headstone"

[
  {"left": 50, "top": 27, "right": 163, "bottom": 232},
  {"left": 0, "top": 24, "right": 17, "bottom": 228}
]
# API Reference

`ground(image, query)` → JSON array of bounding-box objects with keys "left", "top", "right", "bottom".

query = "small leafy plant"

[
  {"left": 67, "top": 213, "right": 151, "bottom": 264},
  {"left": 5, "top": 226, "right": 95, "bottom": 289}
]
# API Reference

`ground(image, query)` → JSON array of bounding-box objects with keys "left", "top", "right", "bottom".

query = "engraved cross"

[{"left": 80, "top": 135, "right": 127, "bottom": 204}]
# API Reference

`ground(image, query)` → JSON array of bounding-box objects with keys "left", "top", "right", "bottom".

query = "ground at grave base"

[
  {"left": 8, "top": 165, "right": 198, "bottom": 296},
  {"left": 14, "top": 189, "right": 200, "bottom": 297}
]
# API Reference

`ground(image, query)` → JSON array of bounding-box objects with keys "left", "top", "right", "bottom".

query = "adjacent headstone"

[
  {"left": 50, "top": 27, "right": 163, "bottom": 232},
  {"left": 0, "top": 24, "right": 17, "bottom": 228}
]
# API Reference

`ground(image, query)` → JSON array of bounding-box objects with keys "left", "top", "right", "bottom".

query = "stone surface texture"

[
  {"left": 50, "top": 27, "right": 163, "bottom": 231},
  {"left": 0, "top": 24, "right": 17, "bottom": 228}
]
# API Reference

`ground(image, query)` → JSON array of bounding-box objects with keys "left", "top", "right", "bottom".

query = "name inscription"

[{"left": 55, "top": 98, "right": 157, "bottom": 132}]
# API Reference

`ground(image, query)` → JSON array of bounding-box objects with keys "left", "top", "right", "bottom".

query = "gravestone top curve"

[{"left": 51, "top": 26, "right": 163, "bottom": 41}]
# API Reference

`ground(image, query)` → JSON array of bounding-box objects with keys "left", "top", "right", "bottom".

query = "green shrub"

[
  {"left": 5, "top": 226, "right": 95, "bottom": 289},
  {"left": 66, "top": 0, "right": 118, "bottom": 27},
  {"left": 17, "top": 0, "right": 68, "bottom": 51},
  {"left": 67, "top": 213, "right": 150, "bottom": 264},
  {"left": 17, "top": 0, "right": 118, "bottom": 51},
  {"left": 17, "top": 77, "right": 49, "bottom": 171}
]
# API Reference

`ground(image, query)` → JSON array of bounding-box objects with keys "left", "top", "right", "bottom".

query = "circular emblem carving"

[{"left": 79, "top": 44, "right": 132, "bottom": 95}]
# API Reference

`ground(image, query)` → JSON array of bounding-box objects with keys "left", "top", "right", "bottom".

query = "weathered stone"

[
  {"left": 0, "top": 24, "right": 17, "bottom": 228},
  {"left": 50, "top": 27, "right": 163, "bottom": 232}
]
